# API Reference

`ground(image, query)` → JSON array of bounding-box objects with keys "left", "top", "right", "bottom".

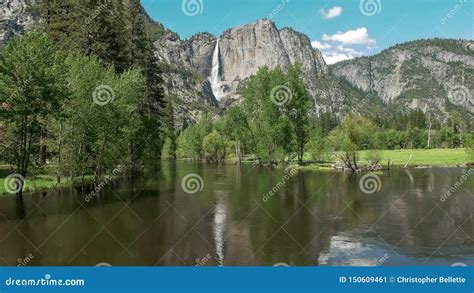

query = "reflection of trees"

[
  {"left": 0, "top": 165, "right": 472, "bottom": 266},
  {"left": 373, "top": 169, "right": 474, "bottom": 257}
]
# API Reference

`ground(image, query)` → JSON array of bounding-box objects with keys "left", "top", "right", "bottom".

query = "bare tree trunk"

[
  {"left": 427, "top": 119, "right": 432, "bottom": 148},
  {"left": 235, "top": 141, "right": 242, "bottom": 165}
]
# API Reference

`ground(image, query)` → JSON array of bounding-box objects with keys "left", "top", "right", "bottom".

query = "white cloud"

[
  {"left": 322, "top": 27, "right": 376, "bottom": 45},
  {"left": 312, "top": 41, "right": 366, "bottom": 65},
  {"left": 320, "top": 6, "right": 343, "bottom": 19},
  {"left": 323, "top": 54, "right": 355, "bottom": 65},
  {"left": 311, "top": 41, "right": 331, "bottom": 50}
]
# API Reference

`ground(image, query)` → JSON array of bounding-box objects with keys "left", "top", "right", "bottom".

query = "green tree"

[
  {"left": 57, "top": 54, "right": 144, "bottom": 182},
  {"left": 242, "top": 67, "right": 293, "bottom": 164},
  {"left": 176, "top": 118, "right": 212, "bottom": 160},
  {"left": 305, "top": 127, "right": 329, "bottom": 162},
  {"left": 285, "top": 64, "right": 312, "bottom": 163},
  {"left": 0, "top": 32, "right": 67, "bottom": 198},
  {"left": 161, "top": 97, "right": 177, "bottom": 160},
  {"left": 329, "top": 115, "right": 376, "bottom": 171},
  {"left": 218, "top": 106, "right": 252, "bottom": 164},
  {"left": 202, "top": 130, "right": 227, "bottom": 163}
]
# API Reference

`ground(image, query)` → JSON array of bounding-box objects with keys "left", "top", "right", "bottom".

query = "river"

[{"left": 0, "top": 162, "right": 473, "bottom": 266}]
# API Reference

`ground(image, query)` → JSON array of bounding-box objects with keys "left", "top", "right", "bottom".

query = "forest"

[{"left": 0, "top": 1, "right": 473, "bottom": 199}]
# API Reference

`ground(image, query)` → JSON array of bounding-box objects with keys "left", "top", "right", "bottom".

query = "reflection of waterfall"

[
  {"left": 209, "top": 39, "right": 224, "bottom": 100},
  {"left": 213, "top": 194, "right": 227, "bottom": 266}
]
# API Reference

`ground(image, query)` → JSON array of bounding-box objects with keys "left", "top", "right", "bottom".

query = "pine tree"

[{"left": 39, "top": 0, "right": 85, "bottom": 51}]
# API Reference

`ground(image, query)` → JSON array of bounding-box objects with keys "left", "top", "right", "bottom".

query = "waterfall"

[{"left": 210, "top": 39, "right": 224, "bottom": 100}]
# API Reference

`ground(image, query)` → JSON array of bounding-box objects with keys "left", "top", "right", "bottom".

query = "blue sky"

[{"left": 142, "top": 0, "right": 473, "bottom": 64}]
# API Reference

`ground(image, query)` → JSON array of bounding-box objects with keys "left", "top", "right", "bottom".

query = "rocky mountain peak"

[
  {"left": 153, "top": 17, "right": 331, "bottom": 117},
  {"left": 331, "top": 38, "right": 474, "bottom": 117}
]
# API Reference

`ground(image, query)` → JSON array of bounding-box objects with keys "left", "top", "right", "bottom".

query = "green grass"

[
  {"left": 358, "top": 149, "right": 470, "bottom": 167},
  {"left": 1, "top": 148, "right": 470, "bottom": 195},
  {"left": 302, "top": 148, "right": 470, "bottom": 168},
  {"left": 0, "top": 174, "right": 95, "bottom": 196}
]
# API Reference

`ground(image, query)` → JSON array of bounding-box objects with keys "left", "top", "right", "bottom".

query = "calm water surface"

[{"left": 0, "top": 162, "right": 473, "bottom": 266}]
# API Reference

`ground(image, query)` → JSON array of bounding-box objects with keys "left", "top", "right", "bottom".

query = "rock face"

[
  {"left": 217, "top": 20, "right": 328, "bottom": 103},
  {"left": 331, "top": 39, "right": 474, "bottom": 115},
  {"left": 2, "top": 1, "right": 472, "bottom": 122},
  {"left": 153, "top": 19, "right": 331, "bottom": 112},
  {"left": 0, "top": 0, "right": 36, "bottom": 46}
]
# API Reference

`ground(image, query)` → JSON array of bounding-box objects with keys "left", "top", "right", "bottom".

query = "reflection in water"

[
  {"left": 0, "top": 163, "right": 472, "bottom": 266},
  {"left": 213, "top": 193, "right": 227, "bottom": 266}
]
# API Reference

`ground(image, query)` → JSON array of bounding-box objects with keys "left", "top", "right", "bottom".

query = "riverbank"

[
  {"left": 358, "top": 149, "right": 471, "bottom": 167},
  {"left": 1, "top": 148, "right": 471, "bottom": 195},
  {"left": 0, "top": 171, "right": 95, "bottom": 196},
  {"left": 300, "top": 149, "right": 471, "bottom": 171}
]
